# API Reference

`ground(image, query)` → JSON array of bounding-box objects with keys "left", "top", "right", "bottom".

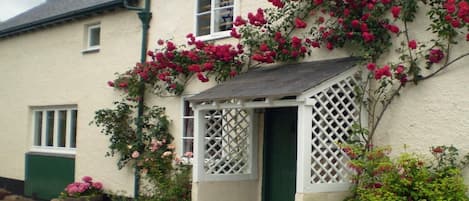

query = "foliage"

[
  {"left": 92, "top": 100, "right": 192, "bottom": 200},
  {"left": 108, "top": 37, "right": 244, "bottom": 96},
  {"left": 343, "top": 145, "right": 469, "bottom": 201},
  {"left": 59, "top": 176, "right": 104, "bottom": 198}
]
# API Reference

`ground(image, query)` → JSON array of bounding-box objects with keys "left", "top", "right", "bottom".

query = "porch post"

[
  {"left": 296, "top": 104, "right": 313, "bottom": 193},
  {"left": 193, "top": 108, "right": 206, "bottom": 182}
]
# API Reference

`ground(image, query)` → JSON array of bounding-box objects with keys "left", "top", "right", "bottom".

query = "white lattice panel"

[
  {"left": 310, "top": 75, "right": 358, "bottom": 184},
  {"left": 203, "top": 109, "right": 251, "bottom": 175}
]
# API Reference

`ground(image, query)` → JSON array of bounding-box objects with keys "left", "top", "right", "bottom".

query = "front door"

[{"left": 263, "top": 107, "right": 298, "bottom": 201}]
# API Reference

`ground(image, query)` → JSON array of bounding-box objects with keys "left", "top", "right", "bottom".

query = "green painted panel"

[
  {"left": 263, "top": 107, "right": 297, "bottom": 201},
  {"left": 25, "top": 153, "right": 75, "bottom": 200}
]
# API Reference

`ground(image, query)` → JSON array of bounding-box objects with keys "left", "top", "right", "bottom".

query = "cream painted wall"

[{"left": 0, "top": 9, "right": 141, "bottom": 195}]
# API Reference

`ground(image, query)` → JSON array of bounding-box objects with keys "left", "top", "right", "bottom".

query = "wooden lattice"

[
  {"left": 203, "top": 109, "right": 250, "bottom": 175},
  {"left": 310, "top": 76, "right": 358, "bottom": 184}
]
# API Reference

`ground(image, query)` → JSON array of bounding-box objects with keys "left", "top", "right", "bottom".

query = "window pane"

[
  {"left": 183, "top": 139, "right": 194, "bottom": 153},
  {"left": 184, "top": 101, "right": 194, "bottom": 116},
  {"left": 197, "top": 0, "right": 211, "bottom": 13},
  {"left": 197, "top": 13, "right": 211, "bottom": 36},
  {"left": 70, "top": 110, "right": 78, "bottom": 148},
  {"left": 214, "top": 7, "right": 233, "bottom": 32},
  {"left": 58, "top": 110, "right": 67, "bottom": 147},
  {"left": 46, "top": 111, "right": 54, "bottom": 146},
  {"left": 215, "top": 0, "right": 233, "bottom": 8},
  {"left": 89, "top": 27, "right": 100, "bottom": 47},
  {"left": 183, "top": 118, "right": 194, "bottom": 137},
  {"left": 33, "top": 111, "right": 43, "bottom": 146}
]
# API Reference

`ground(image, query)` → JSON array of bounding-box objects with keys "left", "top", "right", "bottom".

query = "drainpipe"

[{"left": 123, "top": 0, "right": 152, "bottom": 198}]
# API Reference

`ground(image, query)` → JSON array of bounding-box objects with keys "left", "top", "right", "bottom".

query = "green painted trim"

[
  {"left": 0, "top": 0, "right": 125, "bottom": 38},
  {"left": 24, "top": 152, "right": 75, "bottom": 200}
]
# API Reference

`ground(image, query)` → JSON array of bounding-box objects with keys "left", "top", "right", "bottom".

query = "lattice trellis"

[
  {"left": 310, "top": 75, "right": 359, "bottom": 184},
  {"left": 203, "top": 109, "right": 251, "bottom": 175}
]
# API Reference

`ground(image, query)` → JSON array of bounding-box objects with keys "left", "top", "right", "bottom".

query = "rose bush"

[{"left": 60, "top": 176, "right": 103, "bottom": 198}]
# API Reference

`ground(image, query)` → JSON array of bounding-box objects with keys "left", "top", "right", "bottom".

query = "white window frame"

[
  {"left": 181, "top": 97, "right": 195, "bottom": 157},
  {"left": 83, "top": 24, "right": 100, "bottom": 53},
  {"left": 194, "top": 0, "right": 236, "bottom": 41},
  {"left": 30, "top": 105, "right": 78, "bottom": 155}
]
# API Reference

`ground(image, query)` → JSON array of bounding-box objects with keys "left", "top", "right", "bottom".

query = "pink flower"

[
  {"left": 408, "top": 40, "right": 417, "bottom": 49},
  {"left": 167, "top": 144, "right": 176, "bottom": 150},
  {"left": 82, "top": 176, "right": 92, "bottom": 183},
  {"left": 295, "top": 18, "right": 307, "bottom": 29},
  {"left": 162, "top": 151, "right": 172, "bottom": 158},
  {"left": 391, "top": 6, "right": 401, "bottom": 18},
  {"left": 466, "top": 33, "right": 469, "bottom": 41},
  {"left": 157, "top": 39, "right": 164, "bottom": 45},
  {"left": 184, "top": 152, "right": 193, "bottom": 158},
  {"left": 131, "top": 151, "right": 140, "bottom": 158},
  {"left": 92, "top": 182, "right": 103, "bottom": 190}
]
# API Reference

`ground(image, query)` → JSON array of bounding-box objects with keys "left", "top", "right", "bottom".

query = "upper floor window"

[
  {"left": 196, "top": 0, "right": 234, "bottom": 40},
  {"left": 83, "top": 23, "right": 100, "bottom": 53},
  {"left": 31, "top": 105, "right": 78, "bottom": 154}
]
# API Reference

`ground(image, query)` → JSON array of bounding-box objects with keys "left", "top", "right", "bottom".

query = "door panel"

[{"left": 263, "top": 107, "right": 297, "bottom": 201}]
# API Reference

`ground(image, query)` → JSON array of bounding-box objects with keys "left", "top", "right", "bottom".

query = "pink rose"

[
  {"left": 92, "top": 182, "right": 103, "bottom": 190},
  {"left": 82, "top": 176, "right": 92, "bottom": 183},
  {"left": 131, "top": 151, "right": 140, "bottom": 158}
]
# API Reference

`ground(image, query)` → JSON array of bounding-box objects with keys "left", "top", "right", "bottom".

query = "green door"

[{"left": 263, "top": 107, "right": 298, "bottom": 201}]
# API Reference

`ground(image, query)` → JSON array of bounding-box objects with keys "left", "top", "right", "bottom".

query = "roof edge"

[{"left": 0, "top": 0, "right": 124, "bottom": 38}]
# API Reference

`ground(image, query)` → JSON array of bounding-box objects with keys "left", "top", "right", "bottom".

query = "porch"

[{"left": 187, "top": 57, "right": 362, "bottom": 201}]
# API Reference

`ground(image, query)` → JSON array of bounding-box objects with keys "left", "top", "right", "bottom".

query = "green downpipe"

[{"left": 124, "top": 0, "right": 152, "bottom": 198}]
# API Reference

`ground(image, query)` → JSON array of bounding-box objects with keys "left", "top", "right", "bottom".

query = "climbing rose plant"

[{"left": 100, "top": 0, "right": 469, "bottom": 199}]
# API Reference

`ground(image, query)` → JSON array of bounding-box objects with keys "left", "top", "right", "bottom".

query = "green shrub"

[{"left": 344, "top": 145, "right": 469, "bottom": 201}]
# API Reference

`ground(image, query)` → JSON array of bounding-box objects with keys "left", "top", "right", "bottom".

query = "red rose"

[
  {"left": 230, "top": 28, "right": 241, "bottom": 38},
  {"left": 233, "top": 16, "right": 246, "bottom": 26},
  {"left": 428, "top": 48, "right": 444, "bottom": 63},
  {"left": 326, "top": 42, "right": 334, "bottom": 50},
  {"left": 391, "top": 6, "right": 401, "bottom": 18},
  {"left": 367, "top": 63, "right": 376, "bottom": 71},
  {"left": 351, "top": 19, "right": 360, "bottom": 28},
  {"left": 107, "top": 81, "right": 115, "bottom": 87},
  {"left": 295, "top": 17, "right": 307, "bottom": 28},
  {"left": 362, "top": 32, "right": 375, "bottom": 43},
  {"left": 408, "top": 40, "right": 417, "bottom": 49}
]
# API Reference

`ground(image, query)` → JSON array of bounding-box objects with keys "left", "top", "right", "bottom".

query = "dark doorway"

[{"left": 262, "top": 107, "right": 298, "bottom": 201}]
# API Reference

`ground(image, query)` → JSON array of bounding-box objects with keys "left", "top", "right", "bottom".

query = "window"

[
  {"left": 182, "top": 100, "right": 194, "bottom": 154},
  {"left": 32, "top": 106, "right": 77, "bottom": 154},
  {"left": 196, "top": 0, "right": 234, "bottom": 40},
  {"left": 84, "top": 24, "right": 100, "bottom": 52}
]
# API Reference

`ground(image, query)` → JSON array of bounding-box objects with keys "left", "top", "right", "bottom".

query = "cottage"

[{"left": 0, "top": 1, "right": 468, "bottom": 201}]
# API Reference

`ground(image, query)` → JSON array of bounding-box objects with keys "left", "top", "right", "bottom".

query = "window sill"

[
  {"left": 196, "top": 31, "right": 231, "bottom": 42},
  {"left": 30, "top": 146, "right": 76, "bottom": 156},
  {"left": 81, "top": 47, "right": 100, "bottom": 54}
]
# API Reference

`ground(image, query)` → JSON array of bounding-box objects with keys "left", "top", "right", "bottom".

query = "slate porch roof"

[
  {"left": 188, "top": 57, "right": 360, "bottom": 102},
  {"left": 0, "top": 0, "right": 127, "bottom": 38}
]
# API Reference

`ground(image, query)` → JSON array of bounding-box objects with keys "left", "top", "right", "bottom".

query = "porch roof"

[{"left": 188, "top": 57, "right": 360, "bottom": 102}]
